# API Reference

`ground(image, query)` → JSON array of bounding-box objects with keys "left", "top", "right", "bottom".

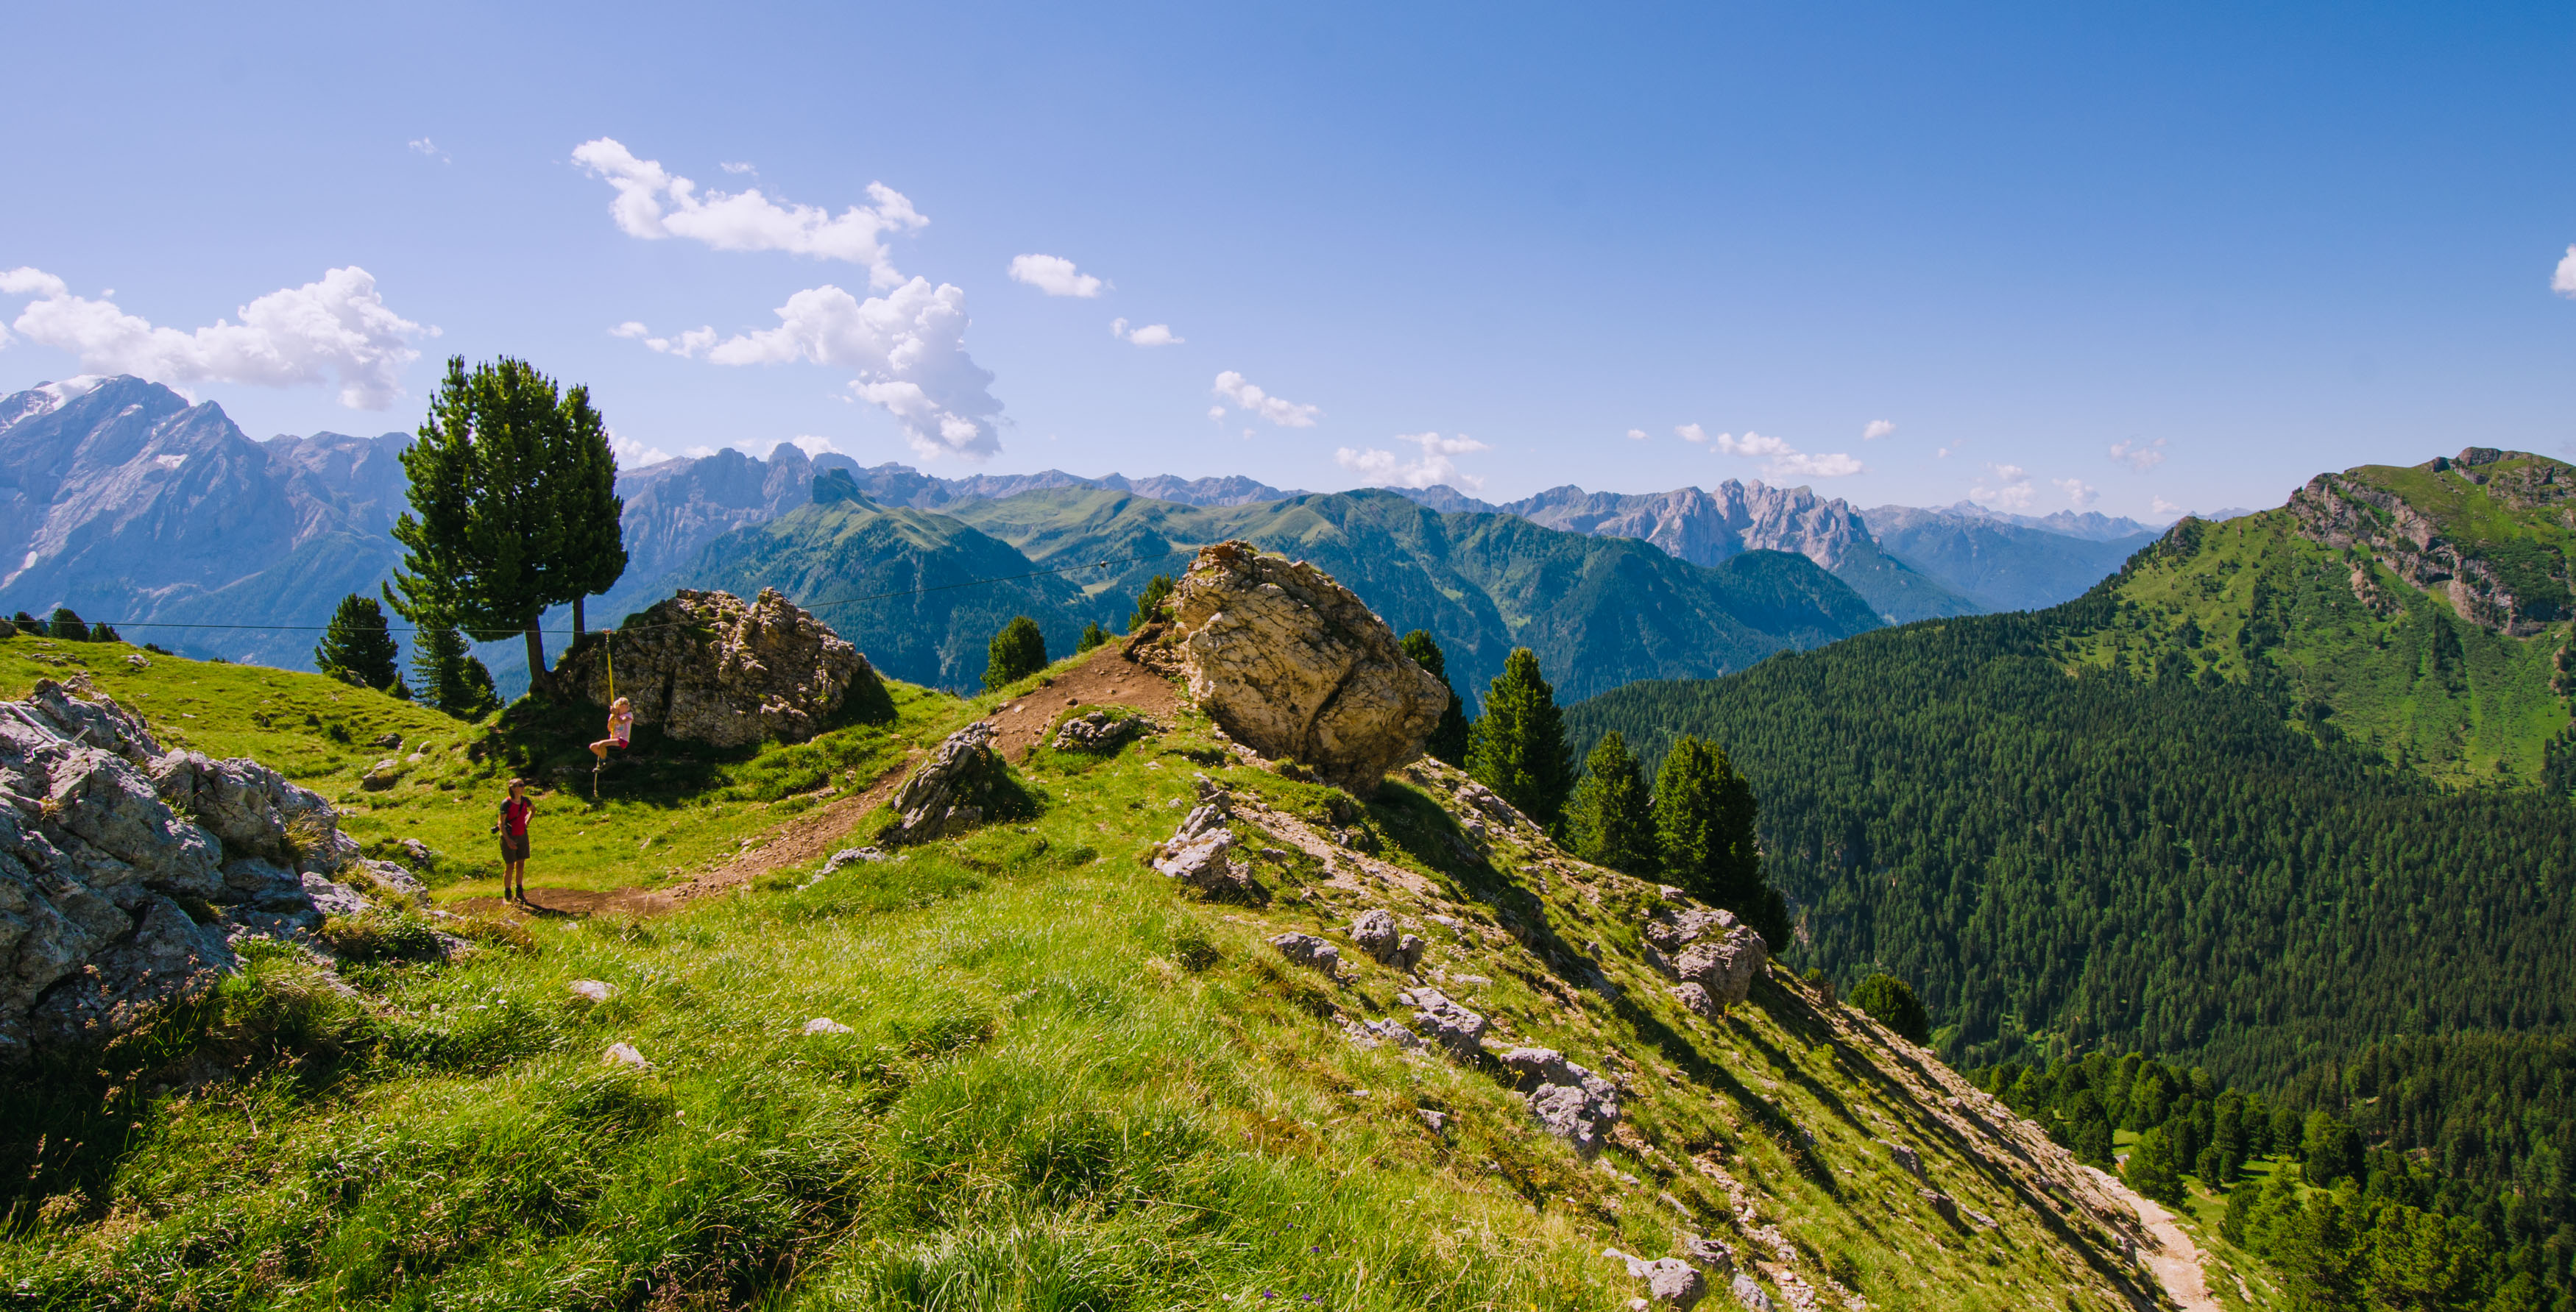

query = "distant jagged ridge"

[{"left": 0, "top": 376, "right": 410, "bottom": 669}]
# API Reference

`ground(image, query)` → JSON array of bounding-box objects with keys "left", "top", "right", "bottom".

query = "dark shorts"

[{"left": 500, "top": 833, "right": 529, "bottom": 862}]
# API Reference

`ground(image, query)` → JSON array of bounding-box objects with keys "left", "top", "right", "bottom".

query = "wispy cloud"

[
  {"left": 1863, "top": 419, "right": 1896, "bottom": 440},
  {"left": 2109, "top": 436, "right": 2168, "bottom": 472},
  {"left": 1111, "top": 318, "right": 1182, "bottom": 347},
  {"left": 1970, "top": 462, "right": 2035, "bottom": 510},
  {"left": 1335, "top": 432, "right": 1492, "bottom": 490},
  {"left": 1626, "top": 428, "right": 1647, "bottom": 441},
  {"left": 1008, "top": 254, "right": 1105, "bottom": 298},
  {"left": 2555, "top": 245, "right": 2576, "bottom": 298},
  {"left": 0, "top": 265, "right": 431, "bottom": 409},
  {"left": 2053, "top": 477, "right": 2099, "bottom": 508},
  {"left": 1688, "top": 424, "right": 1864, "bottom": 478},
  {"left": 720, "top": 161, "right": 756, "bottom": 175},
  {"left": 1212, "top": 371, "right": 1318, "bottom": 427},
  {"left": 408, "top": 138, "right": 450, "bottom": 163},
  {"left": 572, "top": 138, "right": 927, "bottom": 288}
]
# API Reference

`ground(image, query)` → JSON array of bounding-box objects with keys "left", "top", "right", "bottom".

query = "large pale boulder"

[
  {"left": 556, "top": 588, "right": 888, "bottom": 748},
  {"left": 1167, "top": 541, "right": 1448, "bottom": 792},
  {"left": 876, "top": 723, "right": 1014, "bottom": 847}
]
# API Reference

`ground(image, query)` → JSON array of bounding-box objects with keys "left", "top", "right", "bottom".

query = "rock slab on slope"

[
  {"left": 556, "top": 587, "right": 884, "bottom": 748},
  {"left": 0, "top": 681, "right": 406, "bottom": 1057},
  {"left": 877, "top": 723, "right": 1013, "bottom": 847},
  {"left": 1167, "top": 540, "right": 1448, "bottom": 792},
  {"left": 1504, "top": 1046, "right": 1624, "bottom": 1157},
  {"left": 1646, "top": 901, "right": 1769, "bottom": 1013}
]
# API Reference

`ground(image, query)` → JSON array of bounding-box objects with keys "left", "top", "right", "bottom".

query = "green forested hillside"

[
  {"left": 1563, "top": 451, "right": 2576, "bottom": 1088},
  {"left": 947, "top": 486, "right": 1881, "bottom": 703},
  {"left": 1568, "top": 603, "right": 2576, "bottom": 1087}
]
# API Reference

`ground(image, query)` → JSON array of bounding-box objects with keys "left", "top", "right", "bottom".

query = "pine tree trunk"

[
  {"left": 573, "top": 596, "right": 586, "bottom": 637},
  {"left": 523, "top": 621, "right": 552, "bottom": 698}
]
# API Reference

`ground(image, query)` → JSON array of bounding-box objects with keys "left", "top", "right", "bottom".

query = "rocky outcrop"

[
  {"left": 1051, "top": 710, "right": 1157, "bottom": 753},
  {"left": 556, "top": 588, "right": 888, "bottom": 748},
  {"left": 1350, "top": 908, "right": 1424, "bottom": 970},
  {"left": 875, "top": 723, "right": 1016, "bottom": 847},
  {"left": 0, "top": 681, "right": 406, "bottom": 1058},
  {"left": 1399, "top": 986, "right": 1489, "bottom": 1059},
  {"left": 2285, "top": 453, "right": 2576, "bottom": 636},
  {"left": 1646, "top": 902, "right": 1769, "bottom": 1015},
  {"left": 1510, "top": 480, "right": 1867, "bottom": 571},
  {"left": 1269, "top": 932, "right": 1341, "bottom": 975},
  {"left": 1167, "top": 541, "right": 1448, "bottom": 792},
  {"left": 1502, "top": 1046, "right": 1623, "bottom": 1157},
  {"left": 1150, "top": 787, "right": 1262, "bottom": 901}
]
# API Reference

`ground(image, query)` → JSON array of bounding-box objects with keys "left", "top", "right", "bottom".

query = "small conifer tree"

[
  {"left": 1465, "top": 648, "right": 1573, "bottom": 829},
  {"left": 1847, "top": 973, "right": 1929, "bottom": 1043},
  {"left": 410, "top": 614, "right": 500, "bottom": 720},
  {"left": 1128, "top": 575, "right": 1175, "bottom": 632},
  {"left": 10, "top": 612, "right": 41, "bottom": 638},
  {"left": 1653, "top": 734, "right": 1789, "bottom": 941},
  {"left": 985, "top": 615, "right": 1047, "bottom": 690},
  {"left": 2123, "top": 1124, "right": 2187, "bottom": 1205},
  {"left": 1398, "top": 630, "right": 1471, "bottom": 766},
  {"left": 47, "top": 608, "right": 88, "bottom": 642},
  {"left": 316, "top": 594, "right": 403, "bottom": 692},
  {"left": 1564, "top": 731, "right": 1657, "bottom": 874},
  {"left": 1077, "top": 621, "right": 1110, "bottom": 653}
]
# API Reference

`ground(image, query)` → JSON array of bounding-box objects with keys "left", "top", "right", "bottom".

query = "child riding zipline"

[{"left": 590, "top": 696, "right": 633, "bottom": 798}]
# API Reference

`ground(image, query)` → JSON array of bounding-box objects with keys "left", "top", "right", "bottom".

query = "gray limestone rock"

[
  {"left": 1269, "top": 932, "right": 1341, "bottom": 976},
  {"left": 877, "top": 723, "right": 1011, "bottom": 847},
  {"left": 1401, "top": 987, "right": 1489, "bottom": 1060},
  {"left": 1504, "top": 1046, "right": 1622, "bottom": 1157},
  {"left": 555, "top": 587, "right": 882, "bottom": 748},
  {"left": 1167, "top": 541, "right": 1448, "bottom": 792}
]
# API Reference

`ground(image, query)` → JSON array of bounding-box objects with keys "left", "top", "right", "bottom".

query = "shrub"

[
  {"left": 984, "top": 616, "right": 1047, "bottom": 690},
  {"left": 1848, "top": 973, "right": 1929, "bottom": 1043}
]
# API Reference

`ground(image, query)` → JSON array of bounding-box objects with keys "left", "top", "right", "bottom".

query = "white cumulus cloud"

[
  {"left": 1688, "top": 425, "right": 1864, "bottom": 478},
  {"left": 572, "top": 138, "right": 927, "bottom": 289},
  {"left": 1, "top": 266, "right": 430, "bottom": 409},
  {"left": 2555, "top": 246, "right": 2576, "bottom": 298},
  {"left": 1335, "top": 432, "right": 1492, "bottom": 491},
  {"left": 2109, "top": 436, "right": 2168, "bottom": 472},
  {"left": 1212, "top": 371, "right": 1319, "bottom": 427},
  {"left": 2053, "top": 477, "right": 2099, "bottom": 508},
  {"left": 641, "top": 279, "right": 1002, "bottom": 461},
  {"left": 2150, "top": 496, "right": 2184, "bottom": 519},
  {"left": 609, "top": 321, "right": 650, "bottom": 338},
  {"left": 1863, "top": 419, "right": 1897, "bottom": 440},
  {"left": 1008, "top": 254, "right": 1104, "bottom": 298},
  {"left": 1970, "top": 463, "right": 2036, "bottom": 510},
  {"left": 1111, "top": 318, "right": 1182, "bottom": 347},
  {"left": 1627, "top": 428, "right": 1648, "bottom": 441}
]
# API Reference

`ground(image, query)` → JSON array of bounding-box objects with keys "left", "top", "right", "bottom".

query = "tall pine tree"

[
  {"left": 315, "top": 594, "right": 404, "bottom": 694},
  {"left": 1653, "top": 734, "right": 1788, "bottom": 943},
  {"left": 387, "top": 356, "right": 621, "bottom": 697},
  {"left": 1465, "top": 648, "right": 1574, "bottom": 829},
  {"left": 1399, "top": 630, "right": 1471, "bottom": 766},
  {"left": 1564, "top": 730, "right": 1657, "bottom": 874}
]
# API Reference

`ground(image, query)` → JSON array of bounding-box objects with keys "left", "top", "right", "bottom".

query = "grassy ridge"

[{"left": 0, "top": 641, "right": 2159, "bottom": 1309}]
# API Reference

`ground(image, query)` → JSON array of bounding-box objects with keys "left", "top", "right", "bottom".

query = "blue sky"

[{"left": 3, "top": 1, "right": 2570, "bottom": 521}]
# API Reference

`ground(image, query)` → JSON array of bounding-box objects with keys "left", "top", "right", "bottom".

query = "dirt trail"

[
  {"left": 450, "top": 645, "right": 1181, "bottom": 921},
  {"left": 2094, "top": 1171, "right": 2221, "bottom": 1312}
]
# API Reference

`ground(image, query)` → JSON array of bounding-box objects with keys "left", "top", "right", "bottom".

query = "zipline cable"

[{"left": 26, "top": 547, "right": 1201, "bottom": 639}]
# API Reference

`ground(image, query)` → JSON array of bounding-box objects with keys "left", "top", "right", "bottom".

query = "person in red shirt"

[{"left": 496, "top": 779, "right": 534, "bottom": 902}]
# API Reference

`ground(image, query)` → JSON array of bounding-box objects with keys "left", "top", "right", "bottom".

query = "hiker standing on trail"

[
  {"left": 591, "top": 697, "right": 634, "bottom": 762},
  {"left": 496, "top": 779, "right": 534, "bottom": 902}
]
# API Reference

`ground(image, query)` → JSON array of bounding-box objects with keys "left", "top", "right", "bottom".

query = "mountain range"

[{"left": 0, "top": 376, "right": 2196, "bottom": 696}]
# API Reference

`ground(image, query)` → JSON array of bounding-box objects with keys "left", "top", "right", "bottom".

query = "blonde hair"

[{"left": 612, "top": 697, "right": 632, "bottom": 710}]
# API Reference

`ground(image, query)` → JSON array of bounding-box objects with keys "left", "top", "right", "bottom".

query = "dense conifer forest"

[
  {"left": 1968, "top": 1034, "right": 2576, "bottom": 1311},
  {"left": 1565, "top": 586, "right": 2576, "bottom": 1087}
]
